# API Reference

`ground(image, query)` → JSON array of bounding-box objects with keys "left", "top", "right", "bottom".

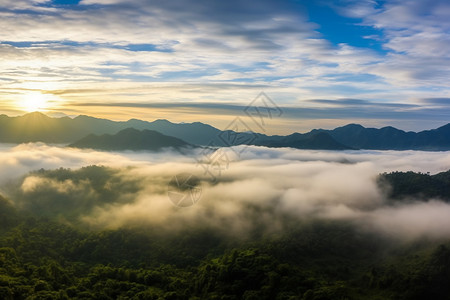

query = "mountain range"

[
  {"left": 1, "top": 112, "right": 450, "bottom": 151},
  {"left": 69, "top": 128, "right": 192, "bottom": 151}
]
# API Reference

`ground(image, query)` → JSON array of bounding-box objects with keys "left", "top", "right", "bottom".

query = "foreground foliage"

[
  {"left": 1, "top": 169, "right": 450, "bottom": 299},
  {"left": 1, "top": 216, "right": 450, "bottom": 299}
]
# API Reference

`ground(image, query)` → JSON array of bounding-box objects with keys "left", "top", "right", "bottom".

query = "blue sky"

[{"left": 0, "top": 0, "right": 449, "bottom": 133}]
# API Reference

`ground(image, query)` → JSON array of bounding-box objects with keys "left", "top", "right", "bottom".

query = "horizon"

[{"left": 3, "top": 110, "right": 450, "bottom": 135}]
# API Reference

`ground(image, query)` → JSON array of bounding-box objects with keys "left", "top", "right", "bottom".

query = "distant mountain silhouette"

[
  {"left": 69, "top": 128, "right": 192, "bottom": 151},
  {"left": 0, "top": 112, "right": 120, "bottom": 143},
  {"left": 126, "top": 118, "right": 221, "bottom": 145},
  {"left": 319, "top": 123, "right": 450, "bottom": 150},
  {"left": 1, "top": 112, "right": 450, "bottom": 150},
  {"left": 0, "top": 112, "right": 221, "bottom": 145},
  {"left": 255, "top": 131, "right": 353, "bottom": 150}
]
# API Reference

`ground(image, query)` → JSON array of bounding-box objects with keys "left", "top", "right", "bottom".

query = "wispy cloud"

[
  {"left": 0, "top": 0, "right": 449, "bottom": 132},
  {"left": 65, "top": 99, "right": 450, "bottom": 133}
]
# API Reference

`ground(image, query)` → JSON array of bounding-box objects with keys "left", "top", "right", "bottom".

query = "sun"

[{"left": 20, "top": 92, "right": 51, "bottom": 112}]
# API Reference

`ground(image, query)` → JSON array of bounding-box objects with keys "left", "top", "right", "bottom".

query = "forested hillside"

[
  {"left": 1, "top": 169, "right": 450, "bottom": 299},
  {"left": 379, "top": 170, "right": 450, "bottom": 201}
]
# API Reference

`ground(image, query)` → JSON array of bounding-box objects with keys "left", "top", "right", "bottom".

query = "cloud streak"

[{"left": 1, "top": 0, "right": 449, "bottom": 133}]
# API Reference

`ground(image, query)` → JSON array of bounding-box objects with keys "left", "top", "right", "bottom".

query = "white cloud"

[
  {"left": 2, "top": 143, "right": 450, "bottom": 240},
  {"left": 333, "top": 0, "right": 450, "bottom": 85},
  {"left": 0, "top": 0, "right": 449, "bottom": 131},
  {"left": 366, "top": 201, "right": 450, "bottom": 240},
  {"left": 0, "top": 0, "right": 50, "bottom": 9}
]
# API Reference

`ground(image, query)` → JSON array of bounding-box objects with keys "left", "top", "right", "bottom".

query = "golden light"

[{"left": 19, "top": 92, "right": 52, "bottom": 112}]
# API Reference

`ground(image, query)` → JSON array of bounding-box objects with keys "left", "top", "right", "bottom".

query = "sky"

[{"left": 0, "top": 0, "right": 449, "bottom": 134}]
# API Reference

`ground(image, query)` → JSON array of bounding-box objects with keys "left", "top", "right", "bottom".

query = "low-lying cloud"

[{"left": 1, "top": 143, "right": 450, "bottom": 241}]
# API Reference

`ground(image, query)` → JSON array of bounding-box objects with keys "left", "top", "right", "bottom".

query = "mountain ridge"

[
  {"left": 1, "top": 112, "right": 450, "bottom": 150},
  {"left": 69, "top": 128, "right": 192, "bottom": 151}
]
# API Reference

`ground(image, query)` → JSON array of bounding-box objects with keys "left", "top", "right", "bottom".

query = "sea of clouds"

[{"left": 1, "top": 143, "right": 450, "bottom": 240}]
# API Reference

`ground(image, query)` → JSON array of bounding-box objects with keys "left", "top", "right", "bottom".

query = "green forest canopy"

[{"left": 1, "top": 167, "right": 450, "bottom": 299}]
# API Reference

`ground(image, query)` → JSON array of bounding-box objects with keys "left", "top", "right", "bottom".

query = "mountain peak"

[
  {"left": 74, "top": 115, "right": 102, "bottom": 121},
  {"left": 340, "top": 123, "right": 365, "bottom": 129},
  {"left": 70, "top": 127, "right": 191, "bottom": 151},
  {"left": 380, "top": 126, "right": 404, "bottom": 133},
  {"left": 117, "top": 127, "right": 141, "bottom": 134},
  {"left": 127, "top": 118, "right": 144, "bottom": 122},
  {"left": 153, "top": 119, "right": 172, "bottom": 124},
  {"left": 21, "top": 111, "right": 50, "bottom": 119}
]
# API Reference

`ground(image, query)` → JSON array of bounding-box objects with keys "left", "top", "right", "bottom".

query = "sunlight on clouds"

[
  {"left": 0, "top": 0, "right": 449, "bottom": 131},
  {"left": 18, "top": 92, "right": 52, "bottom": 112},
  {"left": 2, "top": 143, "right": 450, "bottom": 239}
]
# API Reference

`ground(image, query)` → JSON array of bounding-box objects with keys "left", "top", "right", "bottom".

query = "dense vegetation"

[
  {"left": 1, "top": 169, "right": 450, "bottom": 299},
  {"left": 379, "top": 169, "right": 450, "bottom": 201}
]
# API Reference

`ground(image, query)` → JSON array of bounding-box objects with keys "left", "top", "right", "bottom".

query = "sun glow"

[{"left": 19, "top": 92, "right": 52, "bottom": 112}]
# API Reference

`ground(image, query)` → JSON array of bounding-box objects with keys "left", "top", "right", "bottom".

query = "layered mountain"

[
  {"left": 0, "top": 112, "right": 220, "bottom": 145},
  {"left": 254, "top": 131, "right": 353, "bottom": 150},
  {"left": 0, "top": 112, "right": 120, "bottom": 143},
  {"left": 69, "top": 128, "right": 192, "bottom": 151},
  {"left": 1, "top": 112, "right": 450, "bottom": 150},
  {"left": 319, "top": 123, "right": 450, "bottom": 150}
]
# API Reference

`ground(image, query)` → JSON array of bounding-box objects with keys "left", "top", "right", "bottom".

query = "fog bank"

[{"left": 1, "top": 143, "right": 450, "bottom": 240}]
